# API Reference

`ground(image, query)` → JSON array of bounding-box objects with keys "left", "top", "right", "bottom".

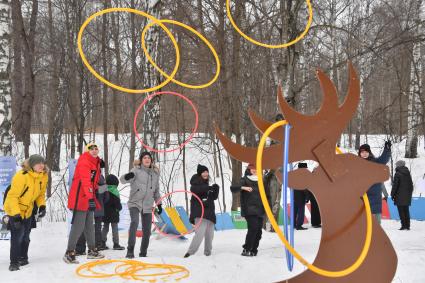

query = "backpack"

[{"left": 2, "top": 171, "right": 28, "bottom": 206}]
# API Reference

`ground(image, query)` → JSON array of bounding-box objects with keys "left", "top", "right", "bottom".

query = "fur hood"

[
  {"left": 133, "top": 159, "right": 159, "bottom": 173},
  {"left": 21, "top": 159, "right": 50, "bottom": 174}
]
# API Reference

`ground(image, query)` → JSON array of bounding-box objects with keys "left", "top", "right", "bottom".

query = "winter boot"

[
  {"left": 9, "top": 263, "right": 20, "bottom": 271},
  {"left": 75, "top": 250, "right": 86, "bottom": 256},
  {"left": 241, "top": 249, "right": 253, "bottom": 257},
  {"left": 126, "top": 247, "right": 135, "bottom": 259},
  {"left": 63, "top": 250, "right": 79, "bottom": 264},
  {"left": 98, "top": 241, "right": 109, "bottom": 250},
  {"left": 18, "top": 259, "right": 29, "bottom": 266},
  {"left": 113, "top": 243, "right": 125, "bottom": 250},
  {"left": 139, "top": 251, "right": 147, "bottom": 257},
  {"left": 251, "top": 250, "right": 258, "bottom": 256},
  {"left": 184, "top": 253, "right": 190, "bottom": 258},
  {"left": 87, "top": 249, "right": 105, "bottom": 259}
]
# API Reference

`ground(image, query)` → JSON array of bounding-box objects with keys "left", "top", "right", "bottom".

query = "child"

[{"left": 102, "top": 174, "right": 125, "bottom": 249}]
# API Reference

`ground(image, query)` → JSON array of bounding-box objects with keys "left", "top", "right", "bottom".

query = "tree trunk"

[
  {"left": 101, "top": 0, "right": 110, "bottom": 175},
  {"left": 0, "top": 0, "right": 12, "bottom": 156},
  {"left": 405, "top": 0, "right": 423, "bottom": 158},
  {"left": 46, "top": 0, "right": 63, "bottom": 174},
  {"left": 142, "top": 0, "right": 162, "bottom": 162}
]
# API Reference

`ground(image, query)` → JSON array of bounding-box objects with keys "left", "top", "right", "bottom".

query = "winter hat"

[
  {"left": 106, "top": 174, "right": 119, "bottom": 186},
  {"left": 395, "top": 160, "right": 405, "bottom": 168},
  {"left": 139, "top": 151, "right": 153, "bottom": 161},
  {"left": 275, "top": 113, "right": 284, "bottom": 121},
  {"left": 197, "top": 164, "right": 209, "bottom": 175},
  {"left": 28, "top": 154, "right": 45, "bottom": 169},
  {"left": 358, "top": 144, "right": 372, "bottom": 155},
  {"left": 247, "top": 163, "right": 256, "bottom": 170},
  {"left": 298, "top": 162, "right": 308, "bottom": 169},
  {"left": 85, "top": 142, "right": 98, "bottom": 152}
]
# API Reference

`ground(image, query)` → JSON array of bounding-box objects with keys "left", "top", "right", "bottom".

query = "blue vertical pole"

[{"left": 282, "top": 123, "right": 293, "bottom": 271}]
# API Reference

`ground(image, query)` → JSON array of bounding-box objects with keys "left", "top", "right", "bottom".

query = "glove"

[
  {"left": 384, "top": 140, "right": 392, "bottom": 150},
  {"left": 383, "top": 197, "right": 388, "bottom": 202},
  {"left": 100, "top": 159, "right": 105, "bottom": 169},
  {"left": 212, "top": 184, "right": 219, "bottom": 191},
  {"left": 207, "top": 190, "right": 214, "bottom": 197},
  {"left": 38, "top": 205, "right": 46, "bottom": 218},
  {"left": 124, "top": 172, "right": 135, "bottom": 181},
  {"left": 12, "top": 214, "right": 22, "bottom": 230},
  {"left": 156, "top": 204, "right": 162, "bottom": 215},
  {"left": 88, "top": 199, "right": 96, "bottom": 211}
]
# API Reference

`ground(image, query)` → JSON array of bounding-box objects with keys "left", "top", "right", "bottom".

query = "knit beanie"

[
  {"left": 28, "top": 154, "right": 45, "bottom": 169},
  {"left": 197, "top": 164, "right": 209, "bottom": 175}
]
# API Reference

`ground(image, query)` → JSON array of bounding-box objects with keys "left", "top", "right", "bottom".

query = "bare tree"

[{"left": 0, "top": 0, "right": 12, "bottom": 156}]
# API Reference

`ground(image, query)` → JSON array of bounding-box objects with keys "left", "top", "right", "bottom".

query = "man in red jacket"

[{"left": 63, "top": 142, "right": 105, "bottom": 264}]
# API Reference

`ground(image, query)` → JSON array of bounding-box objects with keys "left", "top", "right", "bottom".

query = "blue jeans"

[{"left": 9, "top": 217, "right": 32, "bottom": 264}]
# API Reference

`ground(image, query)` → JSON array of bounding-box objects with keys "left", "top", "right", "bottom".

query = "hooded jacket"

[
  {"left": 4, "top": 160, "right": 48, "bottom": 219},
  {"left": 120, "top": 159, "right": 161, "bottom": 213},
  {"left": 67, "top": 152, "right": 101, "bottom": 211}
]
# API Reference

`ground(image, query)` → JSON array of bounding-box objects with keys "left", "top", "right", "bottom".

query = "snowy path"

[{"left": 0, "top": 220, "right": 424, "bottom": 283}]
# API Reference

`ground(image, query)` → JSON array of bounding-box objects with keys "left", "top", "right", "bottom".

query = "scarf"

[
  {"left": 247, "top": 175, "right": 259, "bottom": 182},
  {"left": 107, "top": 185, "right": 120, "bottom": 198}
]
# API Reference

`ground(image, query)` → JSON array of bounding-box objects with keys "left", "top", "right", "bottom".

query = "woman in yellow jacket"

[{"left": 3, "top": 155, "right": 48, "bottom": 272}]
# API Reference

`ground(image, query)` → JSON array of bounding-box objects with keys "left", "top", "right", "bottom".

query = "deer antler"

[{"left": 216, "top": 62, "right": 359, "bottom": 171}]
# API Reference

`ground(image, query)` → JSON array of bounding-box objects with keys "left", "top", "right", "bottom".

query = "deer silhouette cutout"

[{"left": 215, "top": 63, "right": 397, "bottom": 282}]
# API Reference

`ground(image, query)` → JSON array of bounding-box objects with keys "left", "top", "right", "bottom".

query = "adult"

[
  {"left": 231, "top": 164, "right": 271, "bottom": 256},
  {"left": 184, "top": 165, "right": 219, "bottom": 257},
  {"left": 4, "top": 155, "right": 48, "bottom": 271},
  {"left": 358, "top": 141, "right": 392, "bottom": 224},
  {"left": 120, "top": 151, "right": 161, "bottom": 258},
  {"left": 391, "top": 160, "right": 414, "bottom": 230},
  {"left": 64, "top": 142, "right": 104, "bottom": 264}
]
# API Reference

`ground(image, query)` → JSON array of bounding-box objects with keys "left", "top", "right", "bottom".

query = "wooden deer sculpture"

[{"left": 215, "top": 63, "right": 397, "bottom": 282}]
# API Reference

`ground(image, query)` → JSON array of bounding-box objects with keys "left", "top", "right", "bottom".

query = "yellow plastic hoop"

[
  {"left": 226, "top": 0, "right": 313, "bottom": 49},
  {"left": 141, "top": 19, "right": 221, "bottom": 89},
  {"left": 256, "top": 120, "right": 373, "bottom": 277},
  {"left": 77, "top": 8, "right": 180, "bottom": 94},
  {"left": 76, "top": 259, "right": 190, "bottom": 281}
]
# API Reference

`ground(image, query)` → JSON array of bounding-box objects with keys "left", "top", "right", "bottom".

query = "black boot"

[
  {"left": 63, "top": 250, "right": 79, "bottom": 264},
  {"left": 139, "top": 251, "right": 147, "bottom": 257},
  {"left": 184, "top": 253, "right": 190, "bottom": 258},
  {"left": 18, "top": 258, "right": 29, "bottom": 266},
  {"left": 126, "top": 247, "right": 135, "bottom": 259},
  {"left": 9, "top": 263, "right": 20, "bottom": 271},
  {"left": 113, "top": 243, "right": 125, "bottom": 250},
  {"left": 241, "top": 249, "right": 253, "bottom": 257}
]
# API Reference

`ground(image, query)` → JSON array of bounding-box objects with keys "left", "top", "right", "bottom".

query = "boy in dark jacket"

[
  {"left": 391, "top": 160, "right": 414, "bottom": 230},
  {"left": 231, "top": 164, "right": 271, "bottom": 256},
  {"left": 102, "top": 174, "right": 124, "bottom": 249}
]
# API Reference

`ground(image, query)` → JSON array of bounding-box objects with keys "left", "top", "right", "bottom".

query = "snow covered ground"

[{"left": 0, "top": 219, "right": 424, "bottom": 282}]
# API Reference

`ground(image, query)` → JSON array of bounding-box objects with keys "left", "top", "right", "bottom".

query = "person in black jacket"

[
  {"left": 102, "top": 174, "right": 124, "bottom": 250},
  {"left": 184, "top": 165, "right": 219, "bottom": 258},
  {"left": 231, "top": 164, "right": 271, "bottom": 257},
  {"left": 391, "top": 160, "right": 414, "bottom": 230},
  {"left": 294, "top": 163, "right": 309, "bottom": 230}
]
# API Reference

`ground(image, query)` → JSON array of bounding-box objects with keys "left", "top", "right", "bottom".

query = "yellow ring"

[
  {"left": 78, "top": 8, "right": 180, "bottom": 94},
  {"left": 141, "top": 19, "right": 221, "bottom": 89},
  {"left": 76, "top": 259, "right": 190, "bottom": 280},
  {"left": 256, "top": 120, "right": 373, "bottom": 277},
  {"left": 226, "top": 0, "right": 313, "bottom": 49}
]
